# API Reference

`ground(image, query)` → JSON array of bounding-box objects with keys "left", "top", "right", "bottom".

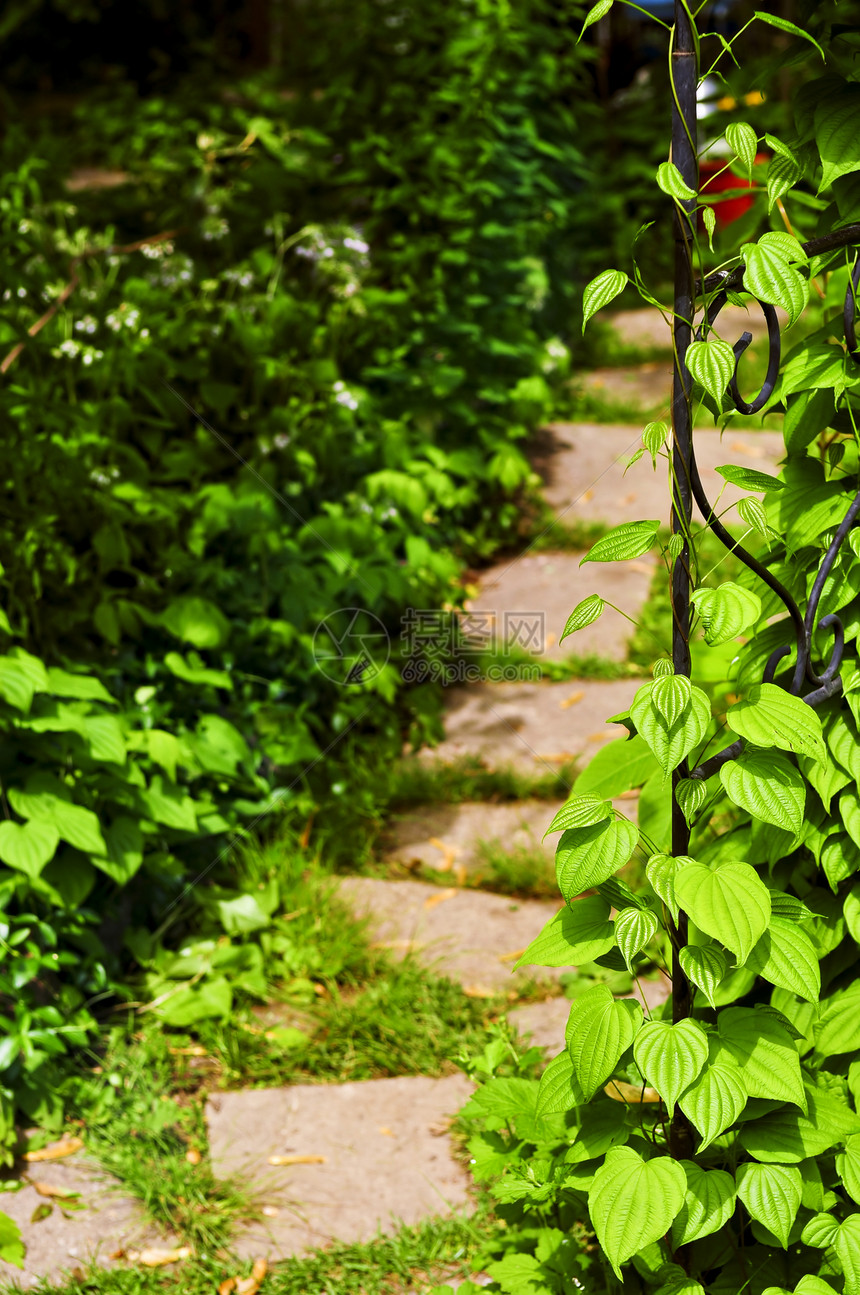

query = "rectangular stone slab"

[
  {"left": 418, "top": 677, "right": 640, "bottom": 773},
  {"left": 462, "top": 550, "right": 655, "bottom": 662},
  {"left": 539, "top": 423, "right": 785, "bottom": 528},
  {"left": 339, "top": 876, "right": 571, "bottom": 993},
  {"left": 205, "top": 1074, "right": 474, "bottom": 1258}
]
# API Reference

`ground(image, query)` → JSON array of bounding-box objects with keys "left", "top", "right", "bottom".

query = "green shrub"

[{"left": 0, "top": 0, "right": 600, "bottom": 1214}]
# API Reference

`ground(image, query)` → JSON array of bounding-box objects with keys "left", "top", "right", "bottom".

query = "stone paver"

[
  {"left": 340, "top": 876, "right": 569, "bottom": 994},
  {"left": 384, "top": 796, "right": 638, "bottom": 881},
  {"left": 205, "top": 1074, "right": 474, "bottom": 1259},
  {"left": 384, "top": 799, "right": 562, "bottom": 876},
  {"left": 608, "top": 304, "right": 787, "bottom": 352},
  {"left": 0, "top": 1157, "right": 169, "bottom": 1290},
  {"left": 463, "top": 550, "right": 654, "bottom": 661},
  {"left": 417, "top": 678, "right": 640, "bottom": 773},
  {"left": 539, "top": 423, "right": 785, "bottom": 529},
  {"left": 580, "top": 363, "right": 672, "bottom": 413}
]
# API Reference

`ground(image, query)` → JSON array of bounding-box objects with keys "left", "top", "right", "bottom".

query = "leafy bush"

[
  {"left": 0, "top": 0, "right": 601, "bottom": 1203},
  {"left": 458, "top": 5, "right": 860, "bottom": 1293}
]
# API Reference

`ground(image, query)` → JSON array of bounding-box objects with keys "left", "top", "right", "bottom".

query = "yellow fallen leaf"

[
  {"left": 588, "top": 731, "right": 615, "bottom": 742},
  {"left": 622, "top": 492, "right": 637, "bottom": 505},
  {"left": 31, "top": 1182, "right": 80, "bottom": 1200},
  {"left": 185, "top": 1148, "right": 201, "bottom": 1165},
  {"left": 261, "top": 1205, "right": 280, "bottom": 1218},
  {"left": 498, "top": 948, "right": 526, "bottom": 964},
  {"left": 127, "top": 1246, "right": 193, "bottom": 1267},
  {"left": 24, "top": 1137, "right": 84, "bottom": 1162},
  {"left": 423, "top": 887, "right": 458, "bottom": 910},
  {"left": 559, "top": 690, "right": 585, "bottom": 710},
  {"left": 545, "top": 633, "right": 556, "bottom": 648},
  {"left": 168, "top": 1045, "right": 207, "bottom": 1057},
  {"left": 582, "top": 489, "right": 595, "bottom": 502},
  {"left": 379, "top": 1126, "right": 395, "bottom": 1137},
  {"left": 730, "top": 439, "right": 766, "bottom": 459},
  {"left": 236, "top": 1258, "right": 268, "bottom": 1295},
  {"left": 267, "top": 1154, "right": 327, "bottom": 1166},
  {"left": 604, "top": 1079, "right": 661, "bottom": 1104},
  {"left": 427, "top": 837, "right": 458, "bottom": 872},
  {"left": 453, "top": 864, "right": 468, "bottom": 887},
  {"left": 463, "top": 984, "right": 496, "bottom": 999},
  {"left": 219, "top": 1280, "right": 237, "bottom": 1295},
  {"left": 370, "top": 938, "right": 414, "bottom": 952},
  {"left": 535, "top": 752, "right": 574, "bottom": 763}
]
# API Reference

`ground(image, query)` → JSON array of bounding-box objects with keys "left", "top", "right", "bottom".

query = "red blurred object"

[{"left": 698, "top": 152, "right": 769, "bottom": 229}]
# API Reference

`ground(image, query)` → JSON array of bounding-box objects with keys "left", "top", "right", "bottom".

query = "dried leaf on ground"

[
  {"left": 604, "top": 1079, "right": 661, "bottom": 1103},
  {"left": 185, "top": 1148, "right": 201, "bottom": 1165},
  {"left": 24, "top": 1137, "right": 84, "bottom": 1162},
  {"left": 427, "top": 837, "right": 458, "bottom": 871},
  {"left": 126, "top": 1246, "right": 193, "bottom": 1267},
  {"left": 31, "top": 1203, "right": 53, "bottom": 1223},
  {"left": 267, "top": 1154, "right": 326, "bottom": 1166},
  {"left": 31, "top": 1182, "right": 81, "bottom": 1200},
  {"left": 236, "top": 1258, "right": 267, "bottom": 1294},
  {"left": 423, "top": 887, "right": 458, "bottom": 909}
]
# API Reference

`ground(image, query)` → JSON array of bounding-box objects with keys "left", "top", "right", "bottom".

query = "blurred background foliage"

[{"left": 0, "top": 0, "right": 805, "bottom": 1153}]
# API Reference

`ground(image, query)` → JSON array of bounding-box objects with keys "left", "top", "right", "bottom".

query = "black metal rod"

[{"left": 669, "top": 0, "right": 696, "bottom": 1166}]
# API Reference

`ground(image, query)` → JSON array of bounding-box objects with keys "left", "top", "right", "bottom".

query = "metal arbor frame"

[{"left": 668, "top": 0, "right": 860, "bottom": 1157}]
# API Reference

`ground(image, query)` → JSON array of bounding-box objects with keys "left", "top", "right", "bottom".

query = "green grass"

[
  {"left": 387, "top": 755, "right": 579, "bottom": 807},
  {"left": 471, "top": 838, "right": 557, "bottom": 900},
  {"left": 23, "top": 1207, "right": 501, "bottom": 1295}
]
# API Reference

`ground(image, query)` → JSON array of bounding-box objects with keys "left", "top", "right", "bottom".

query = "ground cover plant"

[{"left": 454, "top": 1, "right": 860, "bottom": 1292}]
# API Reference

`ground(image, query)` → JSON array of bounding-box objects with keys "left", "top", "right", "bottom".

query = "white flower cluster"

[
  {"left": 89, "top": 466, "right": 120, "bottom": 487},
  {"left": 224, "top": 268, "right": 255, "bottom": 288},
  {"left": 333, "top": 381, "right": 359, "bottom": 411},
  {"left": 52, "top": 339, "right": 104, "bottom": 364},
  {"left": 147, "top": 252, "right": 194, "bottom": 289},
  {"left": 343, "top": 237, "right": 370, "bottom": 254},
  {"left": 141, "top": 241, "right": 174, "bottom": 259},
  {"left": 75, "top": 316, "right": 98, "bottom": 335},
  {"left": 105, "top": 306, "right": 141, "bottom": 332},
  {"left": 541, "top": 337, "right": 570, "bottom": 373}
]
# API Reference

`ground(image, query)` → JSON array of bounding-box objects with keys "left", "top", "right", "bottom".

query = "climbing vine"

[{"left": 455, "top": 3, "right": 860, "bottom": 1293}]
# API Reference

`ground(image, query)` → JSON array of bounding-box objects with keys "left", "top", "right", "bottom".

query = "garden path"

[{"left": 11, "top": 309, "right": 785, "bottom": 1291}]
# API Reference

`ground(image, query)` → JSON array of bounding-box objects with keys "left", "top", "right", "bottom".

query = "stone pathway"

[
  {"left": 538, "top": 423, "right": 785, "bottom": 527},
  {"left": 17, "top": 307, "right": 782, "bottom": 1287},
  {"left": 462, "top": 550, "right": 655, "bottom": 661},
  {"left": 196, "top": 308, "right": 787, "bottom": 1264},
  {"left": 0, "top": 1149, "right": 175, "bottom": 1290},
  {"left": 206, "top": 1075, "right": 474, "bottom": 1260},
  {"left": 339, "top": 876, "right": 569, "bottom": 996},
  {"left": 415, "top": 678, "right": 639, "bottom": 772}
]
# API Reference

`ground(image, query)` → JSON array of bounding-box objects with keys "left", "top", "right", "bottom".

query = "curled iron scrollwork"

[{"left": 686, "top": 228, "right": 860, "bottom": 782}]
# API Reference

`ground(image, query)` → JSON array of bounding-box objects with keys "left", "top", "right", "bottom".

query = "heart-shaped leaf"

[
  {"left": 582, "top": 268, "right": 628, "bottom": 331},
  {"left": 633, "top": 1020, "right": 708, "bottom": 1116},
  {"left": 588, "top": 1147, "right": 686, "bottom": 1279}
]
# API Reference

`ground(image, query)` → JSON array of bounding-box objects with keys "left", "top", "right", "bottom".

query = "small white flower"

[
  {"left": 140, "top": 328, "right": 150, "bottom": 338},
  {"left": 75, "top": 316, "right": 98, "bottom": 335},
  {"left": 16, "top": 287, "right": 26, "bottom": 299},
  {"left": 273, "top": 433, "right": 291, "bottom": 449},
  {"left": 344, "top": 237, "right": 369, "bottom": 254}
]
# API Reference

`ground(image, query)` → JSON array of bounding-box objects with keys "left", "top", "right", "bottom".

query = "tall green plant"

[{"left": 460, "top": 3, "right": 860, "bottom": 1292}]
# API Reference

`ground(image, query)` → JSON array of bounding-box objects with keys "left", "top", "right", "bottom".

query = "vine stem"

[{"left": 669, "top": 0, "right": 696, "bottom": 1172}]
